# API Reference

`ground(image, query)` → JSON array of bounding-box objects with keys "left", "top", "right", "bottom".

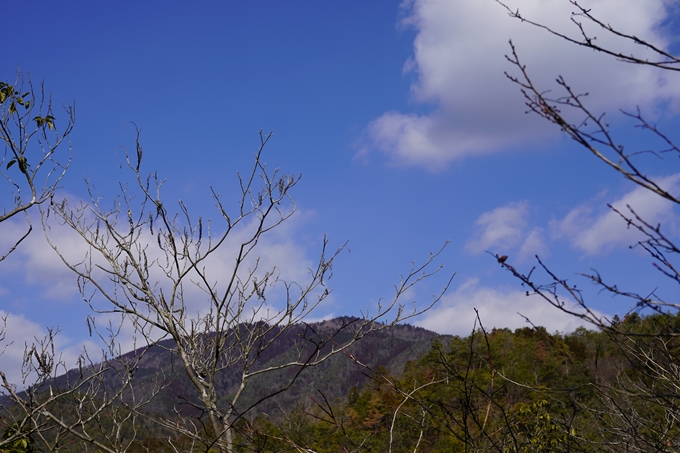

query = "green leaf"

[
  {"left": 6, "top": 159, "right": 16, "bottom": 170},
  {"left": 8, "top": 102, "right": 16, "bottom": 114},
  {"left": 34, "top": 116, "right": 54, "bottom": 128},
  {"left": 18, "top": 156, "right": 28, "bottom": 172}
]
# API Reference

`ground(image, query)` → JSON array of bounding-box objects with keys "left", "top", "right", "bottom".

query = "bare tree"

[
  {"left": 0, "top": 71, "right": 73, "bottom": 261},
  {"left": 46, "top": 128, "right": 451, "bottom": 452},
  {"left": 0, "top": 73, "right": 143, "bottom": 453},
  {"left": 495, "top": 1, "right": 680, "bottom": 450},
  {"left": 0, "top": 321, "right": 159, "bottom": 453}
]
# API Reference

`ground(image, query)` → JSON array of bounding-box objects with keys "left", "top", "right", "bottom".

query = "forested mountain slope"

[{"left": 5, "top": 313, "right": 680, "bottom": 452}]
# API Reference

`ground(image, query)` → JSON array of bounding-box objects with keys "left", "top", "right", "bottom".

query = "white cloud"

[
  {"left": 0, "top": 201, "right": 336, "bottom": 387},
  {"left": 415, "top": 278, "right": 598, "bottom": 335},
  {"left": 466, "top": 201, "right": 529, "bottom": 254},
  {"left": 518, "top": 227, "right": 548, "bottom": 261},
  {"left": 0, "top": 212, "right": 89, "bottom": 301},
  {"left": 0, "top": 311, "right": 94, "bottom": 387},
  {"left": 366, "top": 0, "right": 680, "bottom": 168},
  {"left": 0, "top": 195, "right": 332, "bottom": 356},
  {"left": 0, "top": 307, "right": 170, "bottom": 388},
  {"left": 0, "top": 311, "right": 47, "bottom": 386},
  {"left": 551, "top": 174, "right": 680, "bottom": 254}
]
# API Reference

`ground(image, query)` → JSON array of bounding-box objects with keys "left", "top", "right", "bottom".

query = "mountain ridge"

[{"left": 33, "top": 317, "right": 449, "bottom": 423}]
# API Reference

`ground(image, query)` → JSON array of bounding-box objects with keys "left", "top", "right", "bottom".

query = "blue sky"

[{"left": 1, "top": 0, "right": 679, "bottom": 383}]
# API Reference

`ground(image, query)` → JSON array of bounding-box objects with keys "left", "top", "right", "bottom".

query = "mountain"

[{"left": 49, "top": 317, "right": 449, "bottom": 422}]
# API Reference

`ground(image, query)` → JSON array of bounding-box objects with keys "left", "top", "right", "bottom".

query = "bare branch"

[
  {"left": 0, "top": 71, "right": 73, "bottom": 261},
  {"left": 45, "top": 130, "right": 450, "bottom": 452},
  {"left": 497, "top": 0, "right": 680, "bottom": 70}
]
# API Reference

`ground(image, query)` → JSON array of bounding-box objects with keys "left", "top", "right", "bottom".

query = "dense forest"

[
  {"left": 4, "top": 312, "right": 679, "bottom": 452},
  {"left": 245, "top": 313, "right": 680, "bottom": 452}
]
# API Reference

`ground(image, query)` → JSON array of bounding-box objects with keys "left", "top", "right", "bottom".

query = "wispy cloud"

[
  {"left": 365, "top": 0, "right": 680, "bottom": 168},
  {"left": 551, "top": 175, "right": 680, "bottom": 255},
  {"left": 415, "top": 278, "right": 598, "bottom": 335},
  {"left": 467, "top": 175, "right": 680, "bottom": 261},
  {"left": 466, "top": 201, "right": 528, "bottom": 252},
  {"left": 0, "top": 200, "right": 331, "bottom": 384},
  {"left": 1, "top": 200, "right": 324, "bottom": 314},
  {"left": 0, "top": 310, "right": 98, "bottom": 387},
  {"left": 517, "top": 227, "right": 548, "bottom": 261}
]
